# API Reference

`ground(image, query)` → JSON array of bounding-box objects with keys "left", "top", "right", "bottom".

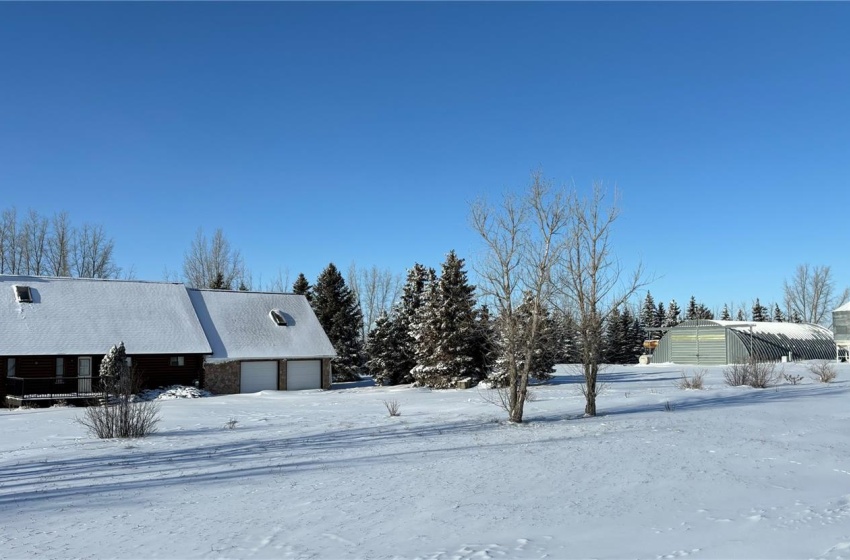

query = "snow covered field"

[{"left": 2, "top": 362, "right": 849, "bottom": 560}]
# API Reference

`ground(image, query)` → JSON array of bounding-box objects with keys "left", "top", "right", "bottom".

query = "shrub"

[
  {"left": 76, "top": 342, "right": 161, "bottom": 439},
  {"left": 808, "top": 361, "right": 837, "bottom": 383},
  {"left": 676, "top": 369, "right": 705, "bottom": 390},
  {"left": 782, "top": 372, "right": 804, "bottom": 385},
  {"left": 383, "top": 399, "right": 401, "bottom": 417},
  {"left": 724, "top": 359, "right": 780, "bottom": 389}
]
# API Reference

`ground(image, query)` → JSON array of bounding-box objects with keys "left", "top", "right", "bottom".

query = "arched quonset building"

[
  {"left": 653, "top": 320, "right": 835, "bottom": 365},
  {"left": 833, "top": 302, "right": 850, "bottom": 360}
]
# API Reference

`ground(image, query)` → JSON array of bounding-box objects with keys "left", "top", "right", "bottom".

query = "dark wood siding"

[
  {"left": 131, "top": 354, "right": 205, "bottom": 389},
  {"left": 1, "top": 354, "right": 206, "bottom": 393}
]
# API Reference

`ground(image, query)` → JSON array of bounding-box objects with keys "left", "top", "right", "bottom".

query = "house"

[
  {"left": 188, "top": 289, "right": 336, "bottom": 393},
  {"left": 0, "top": 275, "right": 212, "bottom": 406},
  {"left": 0, "top": 275, "right": 337, "bottom": 406}
]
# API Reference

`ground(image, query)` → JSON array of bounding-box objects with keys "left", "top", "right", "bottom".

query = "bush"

[
  {"left": 808, "top": 361, "right": 837, "bottom": 383},
  {"left": 782, "top": 372, "right": 804, "bottom": 385},
  {"left": 76, "top": 342, "right": 161, "bottom": 439},
  {"left": 724, "top": 359, "right": 780, "bottom": 389},
  {"left": 676, "top": 369, "right": 705, "bottom": 390},
  {"left": 383, "top": 399, "right": 401, "bottom": 417}
]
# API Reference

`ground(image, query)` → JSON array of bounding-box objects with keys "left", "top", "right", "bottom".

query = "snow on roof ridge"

[{"left": 0, "top": 274, "right": 185, "bottom": 286}]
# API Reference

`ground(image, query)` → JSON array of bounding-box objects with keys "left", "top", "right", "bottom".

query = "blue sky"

[{"left": 2, "top": 2, "right": 848, "bottom": 314}]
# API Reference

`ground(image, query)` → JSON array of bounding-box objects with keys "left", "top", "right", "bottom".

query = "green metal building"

[
  {"left": 833, "top": 302, "right": 850, "bottom": 360},
  {"left": 652, "top": 320, "right": 835, "bottom": 365}
]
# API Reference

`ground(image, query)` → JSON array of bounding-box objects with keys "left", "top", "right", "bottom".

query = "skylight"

[
  {"left": 13, "top": 285, "right": 32, "bottom": 303},
  {"left": 269, "top": 309, "right": 288, "bottom": 326}
]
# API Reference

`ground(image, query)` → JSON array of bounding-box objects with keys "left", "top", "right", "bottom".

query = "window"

[
  {"left": 170, "top": 356, "right": 185, "bottom": 367},
  {"left": 125, "top": 357, "right": 132, "bottom": 367},
  {"left": 13, "top": 285, "right": 32, "bottom": 303},
  {"left": 269, "top": 309, "right": 288, "bottom": 326},
  {"left": 56, "top": 358, "right": 64, "bottom": 384},
  {"left": 7, "top": 358, "right": 15, "bottom": 378}
]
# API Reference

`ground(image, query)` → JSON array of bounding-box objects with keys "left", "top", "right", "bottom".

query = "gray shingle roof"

[
  {"left": 187, "top": 289, "right": 337, "bottom": 361},
  {"left": 0, "top": 275, "right": 212, "bottom": 356}
]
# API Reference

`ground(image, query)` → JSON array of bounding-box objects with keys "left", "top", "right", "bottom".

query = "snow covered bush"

[
  {"left": 77, "top": 342, "right": 160, "bottom": 439},
  {"left": 782, "top": 372, "right": 804, "bottom": 385},
  {"left": 807, "top": 361, "right": 837, "bottom": 383}
]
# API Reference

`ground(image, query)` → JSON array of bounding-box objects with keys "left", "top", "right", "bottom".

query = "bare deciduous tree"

[
  {"left": 557, "top": 184, "right": 649, "bottom": 417},
  {"left": 0, "top": 207, "right": 22, "bottom": 274},
  {"left": 46, "top": 211, "right": 72, "bottom": 277},
  {"left": 22, "top": 209, "right": 49, "bottom": 275},
  {"left": 71, "top": 223, "right": 120, "bottom": 279},
  {"left": 471, "top": 172, "right": 569, "bottom": 423},
  {"left": 182, "top": 228, "right": 245, "bottom": 289},
  {"left": 348, "top": 263, "right": 402, "bottom": 342},
  {"left": 783, "top": 264, "right": 849, "bottom": 326}
]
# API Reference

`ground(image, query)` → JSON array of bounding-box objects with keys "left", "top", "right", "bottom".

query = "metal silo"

[{"left": 833, "top": 302, "right": 850, "bottom": 360}]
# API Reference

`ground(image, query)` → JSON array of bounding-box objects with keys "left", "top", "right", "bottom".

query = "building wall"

[
  {"left": 203, "top": 358, "right": 333, "bottom": 394},
  {"left": 655, "top": 323, "right": 729, "bottom": 365},
  {"left": 204, "top": 361, "right": 240, "bottom": 394}
]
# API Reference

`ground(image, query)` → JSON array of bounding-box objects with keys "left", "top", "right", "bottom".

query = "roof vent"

[
  {"left": 13, "top": 285, "right": 33, "bottom": 303},
  {"left": 269, "top": 309, "right": 288, "bottom": 326}
]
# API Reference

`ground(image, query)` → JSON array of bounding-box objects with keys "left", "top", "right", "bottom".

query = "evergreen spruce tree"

[
  {"left": 292, "top": 273, "right": 312, "bottom": 302},
  {"left": 772, "top": 304, "right": 785, "bottom": 322},
  {"left": 312, "top": 263, "right": 364, "bottom": 381},
  {"left": 720, "top": 304, "right": 731, "bottom": 321},
  {"left": 790, "top": 310, "right": 803, "bottom": 323},
  {"left": 603, "top": 307, "right": 625, "bottom": 364},
  {"left": 490, "top": 295, "right": 557, "bottom": 386},
  {"left": 686, "top": 296, "right": 698, "bottom": 321},
  {"left": 210, "top": 271, "right": 228, "bottom": 290},
  {"left": 410, "top": 251, "right": 480, "bottom": 388},
  {"left": 654, "top": 302, "right": 666, "bottom": 335},
  {"left": 664, "top": 299, "right": 681, "bottom": 327},
  {"left": 551, "top": 310, "right": 578, "bottom": 364},
  {"left": 471, "top": 305, "right": 495, "bottom": 380},
  {"left": 238, "top": 280, "right": 249, "bottom": 291},
  {"left": 640, "top": 292, "right": 659, "bottom": 338},
  {"left": 696, "top": 303, "right": 714, "bottom": 320},
  {"left": 365, "top": 311, "right": 407, "bottom": 386},
  {"left": 395, "top": 263, "right": 431, "bottom": 384},
  {"left": 751, "top": 298, "right": 769, "bottom": 322},
  {"left": 736, "top": 308, "right": 747, "bottom": 321},
  {"left": 625, "top": 307, "right": 644, "bottom": 363}
]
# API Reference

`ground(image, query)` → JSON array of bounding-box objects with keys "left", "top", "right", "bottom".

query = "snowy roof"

[
  {"left": 712, "top": 320, "right": 833, "bottom": 341},
  {"left": 834, "top": 301, "right": 850, "bottom": 313},
  {"left": 0, "top": 275, "right": 212, "bottom": 356},
  {"left": 187, "top": 289, "right": 337, "bottom": 361}
]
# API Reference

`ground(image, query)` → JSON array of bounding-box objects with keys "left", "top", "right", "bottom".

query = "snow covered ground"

[{"left": 1, "top": 362, "right": 849, "bottom": 560}]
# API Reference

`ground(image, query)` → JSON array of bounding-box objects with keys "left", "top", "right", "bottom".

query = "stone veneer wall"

[{"left": 204, "top": 361, "right": 240, "bottom": 395}]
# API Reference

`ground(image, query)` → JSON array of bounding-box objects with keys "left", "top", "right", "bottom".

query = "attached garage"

[
  {"left": 287, "top": 360, "right": 322, "bottom": 390},
  {"left": 240, "top": 361, "right": 279, "bottom": 393},
  {"left": 188, "top": 289, "right": 337, "bottom": 395}
]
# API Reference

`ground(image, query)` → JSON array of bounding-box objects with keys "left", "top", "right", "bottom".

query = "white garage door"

[
  {"left": 240, "top": 361, "right": 278, "bottom": 393},
  {"left": 287, "top": 360, "right": 322, "bottom": 390}
]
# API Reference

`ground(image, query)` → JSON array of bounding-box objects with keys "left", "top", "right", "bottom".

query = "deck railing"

[{"left": 5, "top": 376, "right": 103, "bottom": 400}]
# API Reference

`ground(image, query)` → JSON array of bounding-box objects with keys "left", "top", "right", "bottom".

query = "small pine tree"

[
  {"left": 696, "top": 303, "right": 714, "bottom": 320},
  {"left": 551, "top": 310, "right": 578, "bottom": 364},
  {"left": 238, "top": 280, "right": 249, "bottom": 291},
  {"left": 736, "top": 308, "right": 747, "bottom": 321},
  {"left": 490, "top": 295, "right": 557, "bottom": 386},
  {"left": 751, "top": 298, "right": 769, "bottom": 322},
  {"left": 686, "top": 296, "right": 698, "bottom": 321},
  {"left": 720, "top": 304, "right": 731, "bottom": 321},
  {"left": 209, "top": 271, "right": 228, "bottom": 290},
  {"left": 312, "top": 263, "right": 364, "bottom": 381},
  {"left": 654, "top": 302, "right": 666, "bottom": 335},
  {"left": 790, "top": 310, "right": 803, "bottom": 323},
  {"left": 292, "top": 273, "right": 312, "bottom": 302},
  {"left": 396, "top": 263, "right": 432, "bottom": 384},
  {"left": 772, "top": 303, "right": 785, "bottom": 322},
  {"left": 664, "top": 300, "right": 681, "bottom": 327},
  {"left": 640, "top": 292, "right": 659, "bottom": 338},
  {"left": 365, "top": 311, "right": 407, "bottom": 386}
]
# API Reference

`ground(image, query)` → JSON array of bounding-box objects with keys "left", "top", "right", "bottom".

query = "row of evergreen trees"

[{"left": 293, "top": 259, "right": 811, "bottom": 386}]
